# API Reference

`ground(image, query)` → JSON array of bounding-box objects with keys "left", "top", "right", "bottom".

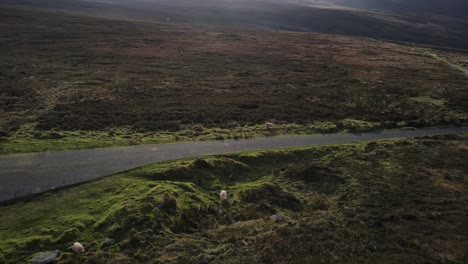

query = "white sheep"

[
  {"left": 265, "top": 122, "right": 275, "bottom": 129},
  {"left": 220, "top": 190, "right": 228, "bottom": 201},
  {"left": 72, "top": 242, "right": 85, "bottom": 254}
]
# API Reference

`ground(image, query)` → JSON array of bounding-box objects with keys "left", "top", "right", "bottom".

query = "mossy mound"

[
  {"left": 0, "top": 136, "right": 467, "bottom": 263},
  {"left": 283, "top": 162, "right": 347, "bottom": 194},
  {"left": 239, "top": 184, "right": 302, "bottom": 212},
  {"left": 143, "top": 157, "right": 251, "bottom": 188}
]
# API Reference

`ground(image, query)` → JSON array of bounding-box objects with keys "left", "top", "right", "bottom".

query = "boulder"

[
  {"left": 271, "top": 214, "right": 283, "bottom": 222},
  {"left": 31, "top": 250, "right": 60, "bottom": 264},
  {"left": 101, "top": 238, "right": 112, "bottom": 249}
]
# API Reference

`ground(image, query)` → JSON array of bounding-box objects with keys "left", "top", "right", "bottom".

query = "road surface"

[{"left": 1, "top": 126, "right": 467, "bottom": 203}]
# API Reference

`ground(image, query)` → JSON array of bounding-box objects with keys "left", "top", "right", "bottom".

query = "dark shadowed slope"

[
  {"left": 2, "top": 0, "right": 468, "bottom": 49},
  {"left": 331, "top": 0, "right": 468, "bottom": 20}
]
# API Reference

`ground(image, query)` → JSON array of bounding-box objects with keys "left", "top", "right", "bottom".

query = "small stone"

[
  {"left": 101, "top": 238, "right": 112, "bottom": 249},
  {"left": 270, "top": 214, "right": 282, "bottom": 222},
  {"left": 31, "top": 250, "right": 60, "bottom": 264}
]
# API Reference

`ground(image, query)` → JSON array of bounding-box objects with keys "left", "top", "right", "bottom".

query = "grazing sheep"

[
  {"left": 72, "top": 242, "right": 85, "bottom": 254},
  {"left": 265, "top": 122, "right": 275, "bottom": 129},
  {"left": 220, "top": 190, "right": 228, "bottom": 200}
]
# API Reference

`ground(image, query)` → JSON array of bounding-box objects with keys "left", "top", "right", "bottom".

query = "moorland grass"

[
  {"left": 1, "top": 7, "right": 468, "bottom": 154},
  {"left": 0, "top": 120, "right": 382, "bottom": 154},
  {"left": 0, "top": 135, "right": 466, "bottom": 263}
]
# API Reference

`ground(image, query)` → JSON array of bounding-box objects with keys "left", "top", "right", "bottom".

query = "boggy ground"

[
  {"left": 0, "top": 134, "right": 466, "bottom": 263},
  {"left": 1, "top": 7, "right": 468, "bottom": 153}
]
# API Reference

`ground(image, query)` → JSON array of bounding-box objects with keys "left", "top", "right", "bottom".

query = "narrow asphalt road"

[{"left": 1, "top": 126, "right": 467, "bottom": 203}]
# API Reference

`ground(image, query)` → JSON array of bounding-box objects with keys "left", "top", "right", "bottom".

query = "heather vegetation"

[
  {"left": 1, "top": 1, "right": 467, "bottom": 263},
  {"left": 1, "top": 7, "right": 467, "bottom": 153}
]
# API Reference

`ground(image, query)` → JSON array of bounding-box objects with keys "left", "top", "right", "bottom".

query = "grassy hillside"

[
  {"left": 0, "top": 135, "right": 466, "bottom": 263},
  {"left": 0, "top": 7, "right": 467, "bottom": 153}
]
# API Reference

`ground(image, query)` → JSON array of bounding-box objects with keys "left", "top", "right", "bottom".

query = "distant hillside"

[
  {"left": 332, "top": 0, "right": 468, "bottom": 20},
  {"left": 2, "top": 0, "right": 467, "bottom": 50}
]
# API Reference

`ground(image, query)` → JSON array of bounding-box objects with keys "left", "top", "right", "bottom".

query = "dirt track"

[{"left": 426, "top": 51, "right": 468, "bottom": 77}]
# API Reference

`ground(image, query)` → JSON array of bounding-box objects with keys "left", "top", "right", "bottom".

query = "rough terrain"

[
  {"left": 0, "top": 134, "right": 467, "bottom": 263},
  {"left": 1, "top": 7, "right": 467, "bottom": 153},
  {"left": 1, "top": 126, "right": 467, "bottom": 203}
]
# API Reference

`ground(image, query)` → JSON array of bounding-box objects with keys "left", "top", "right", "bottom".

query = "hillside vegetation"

[
  {"left": 1, "top": 7, "right": 467, "bottom": 153},
  {"left": 0, "top": 135, "right": 466, "bottom": 263}
]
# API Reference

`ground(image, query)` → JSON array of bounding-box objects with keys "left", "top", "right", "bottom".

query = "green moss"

[
  {"left": 340, "top": 118, "right": 380, "bottom": 131},
  {"left": 3, "top": 119, "right": 465, "bottom": 155},
  {"left": 55, "top": 228, "right": 80, "bottom": 244},
  {"left": 0, "top": 136, "right": 467, "bottom": 263},
  {"left": 409, "top": 96, "right": 446, "bottom": 106}
]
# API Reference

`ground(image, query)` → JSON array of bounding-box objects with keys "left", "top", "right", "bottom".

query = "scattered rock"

[
  {"left": 271, "top": 214, "right": 283, "bottom": 222},
  {"left": 101, "top": 238, "right": 112, "bottom": 249},
  {"left": 31, "top": 250, "right": 60, "bottom": 264}
]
